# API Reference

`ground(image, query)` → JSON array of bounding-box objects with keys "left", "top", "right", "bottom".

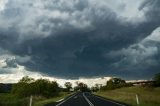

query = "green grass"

[
  {"left": 0, "top": 92, "right": 72, "bottom": 106},
  {"left": 95, "top": 87, "right": 160, "bottom": 106},
  {"left": 33, "top": 92, "right": 72, "bottom": 106},
  {"left": 0, "top": 93, "right": 29, "bottom": 106}
]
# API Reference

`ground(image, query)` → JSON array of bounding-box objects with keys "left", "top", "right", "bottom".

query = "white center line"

[
  {"left": 56, "top": 93, "right": 78, "bottom": 106},
  {"left": 83, "top": 93, "right": 94, "bottom": 106}
]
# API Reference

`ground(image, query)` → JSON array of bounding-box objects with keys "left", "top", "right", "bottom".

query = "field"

[
  {"left": 0, "top": 92, "right": 71, "bottom": 106},
  {"left": 95, "top": 87, "right": 160, "bottom": 106},
  {"left": 33, "top": 92, "right": 72, "bottom": 106},
  {"left": 0, "top": 93, "right": 29, "bottom": 106}
]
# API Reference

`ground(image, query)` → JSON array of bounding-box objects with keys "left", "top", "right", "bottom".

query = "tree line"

[
  {"left": 11, "top": 76, "right": 60, "bottom": 97},
  {"left": 0, "top": 73, "right": 160, "bottom": 97}
]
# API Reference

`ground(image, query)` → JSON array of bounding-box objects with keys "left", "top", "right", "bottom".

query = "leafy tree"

[
  {"left": 0, "top": 84, "right": 4, "bottom": 93},
  {"left": 154, "top": 73, "right": 160, "bottom": 86},
  {"left": 91, "top": 87, "right": 99, "bottom": 92},
  {"left": 103, "top": 78, "right": 127, "bottom": 90},
  {"left": 32, "top": 79, "right": 60, "bottom": 97},
  {"left": 64, "top": 82, "right": 72, "bottom": 92},
  {"left": 74, "top": 82, "right": 90, "bottom": 92},
  {"left": 91, "top": 84, "right": 102, "bottom": 92},
  {"left": 12, "top": 77, "right": 60, "bottom": 97},
  {"left": 19, "top": 76, "right": 34, "bottom": 83},
  {"left": 111, "top": 78, "right": 126, "bottom": 84},
  {"left": 106, "top": 79, "right": 115, "bottom": 90},
  {"left": 73, "top": 86, "right": 79, "bottom": 92}
]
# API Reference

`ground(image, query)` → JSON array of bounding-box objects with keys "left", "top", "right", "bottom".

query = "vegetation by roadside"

[
  {"left": 0, "top": 92, "right": 72, "bottom": 106},
  {"left": 95, "top": 87, "right": 160, "bottom": 106},
  {"left": 0, "top": 93, "right": 29, "bottom": 106},
  {"left": 12, "top": 76, "right": 60, "bottom": 98},
  {"left": 33, "top": 92, "right": 72, "bottom": 106},
  {"left": 1, "top": 73, "right": 160, "bottom": 106}
]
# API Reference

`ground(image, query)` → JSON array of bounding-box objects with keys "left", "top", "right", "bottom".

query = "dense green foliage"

[
  {"left": 74, "top": 82, "right": 90, "bottom": 92},
  {"left": 0, "top": 93, "right": 29, "bottom": 106},
  {"left": 0, "top": 83, "right": 13, "bottom": 93},
  {"left": 12, "top": 76, "right": 60, "bottom": 97},
  {"left": 0, "top": 84, "right": 3, "bottom": 93},
  {"left": 101, "top": 78, "right": 133, "bottom": 90},
  {"left": 154, "top": 73, "right": 160, "bottom": 87},
  {"left": 64, "top": 82, "right": 72, "bottom": 92},
  {"left": 33, "top": 92, "right": 72, "bottom": 106},
  {"left": 0, "top": 92, "right": 71, "bottom": 106}
]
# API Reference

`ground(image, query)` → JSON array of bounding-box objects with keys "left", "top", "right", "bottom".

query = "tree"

[
  {"left": 0, "top": 84, "right": 4, "bottom": 93},
  {"left": 91, "top": 84, "right": 101, "bottom": 92},
  {"left": 75, "top": 82, "right": 90, "bottom": 92},
  {"left": 91, "top": 87, "right": 99, "bottom": 92},
  {"left": 64, "top": 82, "right": 72, "bottom": 92},
  {"left": 73, "top": 86, "right": 79, "bottom": 92},
  {"left": 12, "top": 76, "right": 35, "bottom": 97},
  {"left": 12, "top": 77, "right": 60, "bottom": 97},
  {"left": 104, "top": 78, "right": 127, "bottom": 90},
  {"left": 19, "top": 76, "right": 34, "bottom": 83},
  {"left": 154, "top": 73, "right": 160, "bottom": 86},
  {"left": 32, "top": 79, "right": 60, "bottom": 97},
  {"left": 111, "top": 78, "right": 126, "bottom": 85}
]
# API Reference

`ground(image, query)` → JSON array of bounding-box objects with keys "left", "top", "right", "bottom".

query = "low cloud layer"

[{"left": 0, "top": 0, "right": 160, "bottom": 80}]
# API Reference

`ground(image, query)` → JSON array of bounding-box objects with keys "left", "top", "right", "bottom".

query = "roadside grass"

[
  {"left": 0, "top": 93, "right": 29, "bottom": 106},
  {"left": 33, "top": 92, "right": 72, "bottom": 106},
  {"left": 95, "top": 87, "right": 160, "bottom": 106},
  {"left": 0, "top": 92, "right": 72, "bottom": 106}
]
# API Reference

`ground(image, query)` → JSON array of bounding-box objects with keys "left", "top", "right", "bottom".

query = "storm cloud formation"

[{"left": 0, "top": 0, "right": 160, "bottom": 79}]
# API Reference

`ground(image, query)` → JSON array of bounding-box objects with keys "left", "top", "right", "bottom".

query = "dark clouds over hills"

[{"left": 0, "top": 0, "right": 160, "bottom": 79}]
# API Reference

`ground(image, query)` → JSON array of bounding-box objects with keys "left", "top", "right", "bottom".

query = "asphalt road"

[{"left": 47, "top": 92, "right": 127, "bottom": 106}]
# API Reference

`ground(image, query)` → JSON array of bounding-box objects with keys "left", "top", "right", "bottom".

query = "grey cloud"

[
  {"left": 0, "top": 0, "right": 160, "bottom": 79},
  {"left": 107, "top": 27, "right": 160, "bottom": 79},
  {"left": 5, "top": 58, "right": 17, "bottom": 68}
]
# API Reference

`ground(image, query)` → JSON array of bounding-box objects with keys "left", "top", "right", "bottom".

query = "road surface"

[{"left": 46, "top": 92, "right": 128, "bottom": 106}]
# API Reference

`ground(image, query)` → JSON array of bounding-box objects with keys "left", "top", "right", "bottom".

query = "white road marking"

[
  {"left": 93, "top": 95, "right": 126, "bottom": 106},
  {"left": 83, "top": 93, "right": 94, "bottom": 106},
  {"left": 56, "top": 98, "right": 64, "bottom": 102},
  {"left": 56, "top": 93, "right": 78, "bottom": 106}
]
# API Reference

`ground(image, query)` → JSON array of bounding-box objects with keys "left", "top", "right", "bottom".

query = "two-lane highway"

[
  {"left": 48, "top": 92, "right": 127, "bottom": 106},
  {"left": 56, "top": 92, "right": 90, "bottom": 106},
  {"left": 84, "top": 92, "right": 126, "bottom": 106}
]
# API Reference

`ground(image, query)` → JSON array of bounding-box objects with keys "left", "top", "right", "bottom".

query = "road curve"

[{"left": 46, "top": 92, "right": 128, "bottom": 106}]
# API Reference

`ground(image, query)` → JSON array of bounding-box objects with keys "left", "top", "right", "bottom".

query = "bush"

[
  {"left": 64, "top": 82, "right": 72, "bottom": 92},
  {"left": 102, "top": 78, "right": 133, "bottom": 90},
  {"left": 154, "top": 73, "right": 160, "bottom": 87},
  {"left": 12, "top": 76, "right": 60, "bottom": 98}
]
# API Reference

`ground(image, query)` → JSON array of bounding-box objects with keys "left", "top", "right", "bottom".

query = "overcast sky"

[{"left": 0, "top": 0, "right": 160, "bottom": 83}]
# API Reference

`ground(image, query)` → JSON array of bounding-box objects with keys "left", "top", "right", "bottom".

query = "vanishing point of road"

[{"left": 46, "top": 92, "right": 128, "bottom": 106}]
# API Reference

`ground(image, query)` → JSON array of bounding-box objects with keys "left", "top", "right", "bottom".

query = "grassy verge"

[
  {"left": 33, "top": 92, "right": 73, "bottom": 106},
  {"left": 95, "top": 87, "right": 160, "bottom": 106},
  {"left": 0, "top": 93, "right": 29, "bottom": 106},
  {"left": 0, "top": 92, "right": 73, "bottom": 106}
]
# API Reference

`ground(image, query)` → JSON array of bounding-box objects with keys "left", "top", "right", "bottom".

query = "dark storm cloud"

[
  {"left": 4, "top": 58, "right": 17, "bottom": 68},
  {"left": 0, "top": 0, "right": 160, "bottom": 79}
]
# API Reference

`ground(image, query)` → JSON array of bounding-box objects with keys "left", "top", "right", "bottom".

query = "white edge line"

[
  {"left": 94, "top": 95, "right": 126, "bottom": 106},
  {"left": 56, "top": 93, "right": 77, "bottom": 106},
  {"left": 56, "top": 98, "right": 64, "bottom": 102},
  {"left": 83, "top": 93, "right": 94, "bottom": 106}
]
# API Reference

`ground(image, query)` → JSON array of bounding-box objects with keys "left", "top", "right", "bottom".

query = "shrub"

[
  {"left": 154, "top": 73, "right": 160, "bottom": 87},
  {"left": 12, "top": 76, "right": 60, "bottom": 98}
]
